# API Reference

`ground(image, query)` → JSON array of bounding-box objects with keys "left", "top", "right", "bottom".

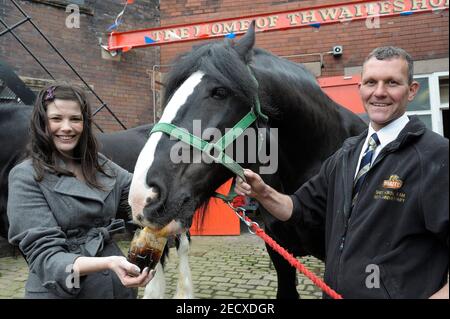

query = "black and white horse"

[{"left": 128, "top": 22, "right": 367, "bottom": 299}]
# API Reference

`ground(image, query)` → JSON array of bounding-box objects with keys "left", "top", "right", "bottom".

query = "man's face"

[{"left": 359, "top": 57, "right": 419, "bottom": 131}]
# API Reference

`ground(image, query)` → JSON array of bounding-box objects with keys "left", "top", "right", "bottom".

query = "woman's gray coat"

[{"left": 7, "top": 154, "right": 137, "bottom": 299}]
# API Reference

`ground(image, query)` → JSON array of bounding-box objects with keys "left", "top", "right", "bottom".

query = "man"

[{"left": 235, "top": 47, "right": 448, "bottom": 299}]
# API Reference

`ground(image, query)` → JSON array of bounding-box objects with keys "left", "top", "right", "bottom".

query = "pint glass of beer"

[{"left": 127, "top": 227, "right": 168, "bottom": 271}]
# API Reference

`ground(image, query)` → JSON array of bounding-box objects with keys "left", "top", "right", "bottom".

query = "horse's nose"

[
  {"left": 145, "top": 183, "right": 161, "bottom": 205},
  {"left": 136, "top": 213, "right": 144, "bottom": 223},
  {"left": 142, "top": 179, "right": 170, "bottom": 215},
  {"left": 129, "top": 180, "right": 164, "bottom": 218}
]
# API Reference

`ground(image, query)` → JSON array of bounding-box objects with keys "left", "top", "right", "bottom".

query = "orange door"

[
  {"left": 317, "top": 75, "right": 365, "bottom": 115},
  {"left": 190, "top": 179, "right": 240, "bottom": 236}
]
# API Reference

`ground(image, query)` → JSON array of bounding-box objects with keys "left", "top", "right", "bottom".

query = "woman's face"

[{"left": 46, "top": 99, "right": 84, "bottom": 157}]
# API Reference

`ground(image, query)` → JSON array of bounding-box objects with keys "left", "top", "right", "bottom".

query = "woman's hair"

[{"left": 29, "top": 83, "right": 109, "bottom": 189}]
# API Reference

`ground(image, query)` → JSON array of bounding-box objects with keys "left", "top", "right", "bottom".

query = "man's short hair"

[{"left": 364, "top": 46, "right": 414, "bottom": 84}]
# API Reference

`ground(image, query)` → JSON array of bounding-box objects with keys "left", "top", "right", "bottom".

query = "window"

[
  {"left": 406, "top": 72, "right": 449, "bottom": 137},
  {"left": 439, "top": 77, "right": 449, "bottom": 105}
]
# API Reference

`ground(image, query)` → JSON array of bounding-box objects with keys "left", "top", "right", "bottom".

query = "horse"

[{"left": 128, "top": 21, "right": 368, "bottom": 299}]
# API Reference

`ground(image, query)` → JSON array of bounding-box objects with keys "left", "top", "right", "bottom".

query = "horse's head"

[{"left": 129, "top": 22, "right": 267, "bottom": 233}]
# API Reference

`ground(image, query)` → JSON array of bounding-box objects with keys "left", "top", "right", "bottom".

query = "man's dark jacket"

[{"left": 289, "top": 116, "right": 448, "bottom": 298}]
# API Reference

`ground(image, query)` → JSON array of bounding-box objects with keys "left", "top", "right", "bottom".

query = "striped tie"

[{"left": 352, "top": 133, "right": 380, "bottom": 206}]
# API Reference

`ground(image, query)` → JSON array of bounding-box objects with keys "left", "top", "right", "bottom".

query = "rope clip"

[{"left": 226, "top": 202, "right": 259, "bottom": 235}]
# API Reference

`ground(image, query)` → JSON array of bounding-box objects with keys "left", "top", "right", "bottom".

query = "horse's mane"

[
  {"left": 253, "top": 47, "right": 319, "bottom": 87},
  {"left": 255, "top": 48, "right": 351, "bottom": 122},
  {"left": 163, "top": 40, "right": 341, "bottom": 123},
  {"left": 163, "top": 40, "right": 259, "bottom": 113}
]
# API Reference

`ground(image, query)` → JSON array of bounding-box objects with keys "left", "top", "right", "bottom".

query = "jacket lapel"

[
  {"left": 53, "top": 173, "right": 115, "bottom": 203},
  {"left": 341, "top": 132, "right": 367, "bottom": 217},
  {"left": 50, "top": 156, "right": 116, "bottom": 204}
]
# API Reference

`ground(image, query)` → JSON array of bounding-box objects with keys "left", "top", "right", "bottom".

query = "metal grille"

[{"left": 0, "top": 0, "right": 127, "bottom": 132}]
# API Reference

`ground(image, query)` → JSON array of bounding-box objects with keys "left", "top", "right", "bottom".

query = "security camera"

[{"left": 332, "top": 46, "right": 343, "bottom": 57}]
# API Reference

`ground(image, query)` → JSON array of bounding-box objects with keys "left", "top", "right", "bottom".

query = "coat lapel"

[
  {"left": 50, "top": 155, "right": 116, "bottom": 204},
  {"left": 341, "top": 133, "right": 367, "bottom": 217},
  {"left": 53, "top": 173, "right": 115, "bottom": 203}
]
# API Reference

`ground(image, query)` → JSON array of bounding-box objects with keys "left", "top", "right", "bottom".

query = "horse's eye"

[{"left": 211, "top": 87, "right": 228, "bottom": 100}]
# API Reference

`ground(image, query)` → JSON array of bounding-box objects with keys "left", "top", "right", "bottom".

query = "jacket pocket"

[
  {"left": 379, "top": 264, "right": 401, "bottom": 299},
  {"left": 25, "top": 272, "right": 50, "bottom": 293}
]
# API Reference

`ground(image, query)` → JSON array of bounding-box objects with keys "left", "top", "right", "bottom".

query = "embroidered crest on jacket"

[{"left": 382, "top": 175, "right": 403, "bottom": 190}]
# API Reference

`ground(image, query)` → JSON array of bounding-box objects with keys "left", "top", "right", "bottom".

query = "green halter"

[{"left": 150, "top": 66, "right": 268, "bottom": 182}]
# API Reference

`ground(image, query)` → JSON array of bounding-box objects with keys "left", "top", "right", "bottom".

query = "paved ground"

[{"left": 0, "top": 232, "right": 325, "bottom": 299}]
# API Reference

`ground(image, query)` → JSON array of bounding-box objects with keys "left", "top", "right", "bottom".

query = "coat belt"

[{"left": 66, "top": 219, "right": 126, "bottom": 257}]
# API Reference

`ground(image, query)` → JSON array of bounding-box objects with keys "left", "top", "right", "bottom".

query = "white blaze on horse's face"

[{"left": 129, "top": 71, "right": 205, "bottom": 227}]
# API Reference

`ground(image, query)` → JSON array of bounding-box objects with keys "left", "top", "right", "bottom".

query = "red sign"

[{"left": 108, "top": 0, "right": 449, "bottom": 51}]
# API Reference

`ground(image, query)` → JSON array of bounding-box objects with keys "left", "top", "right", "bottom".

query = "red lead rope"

[{"left": 232, "top": 208, "right": 343, "bottom": 299}]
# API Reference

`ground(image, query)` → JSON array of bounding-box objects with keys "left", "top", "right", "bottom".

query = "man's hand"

[
  {"left": 429, "top": 282, "right": 449, "bottom": 299},
  {"left": 235, "top": 169, "right": 293, "bottom": 221},
  {"left": 235, "top": 169, "right": 269, "bottom": 201}
]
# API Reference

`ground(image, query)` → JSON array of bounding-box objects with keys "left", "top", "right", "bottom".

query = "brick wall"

[
  {"left": 1, "top": 0, "right": 448, "bottom": 129},
  {"left": 0, "top": 0, "right": 160, "bottom": 131},
  {"left": 159, "top": 0, "right": 449, "bottom": 76}
]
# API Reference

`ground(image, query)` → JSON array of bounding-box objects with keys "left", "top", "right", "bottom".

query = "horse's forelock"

[
  {"left": 164, "top": 41, "right": 258, "bottom": 108},
  {"left": 163, "top": 44, "right": 211, "bottom": 104}
]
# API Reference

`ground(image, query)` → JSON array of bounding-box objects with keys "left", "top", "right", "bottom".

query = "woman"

[{"left": 7, "top": 83, "right": 153, "bottom": 298}]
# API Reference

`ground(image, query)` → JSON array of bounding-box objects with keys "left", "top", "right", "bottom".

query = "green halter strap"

[
  {"left": 151, "top": 109, "right": 257, "bottom": 181},
  {"left": 150, "top": 65, "right": 267, "bottom": 182}
]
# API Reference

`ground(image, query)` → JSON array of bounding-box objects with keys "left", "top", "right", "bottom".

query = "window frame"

[{"left": 406, "top": 71, "right": 449, "bottom": 136}]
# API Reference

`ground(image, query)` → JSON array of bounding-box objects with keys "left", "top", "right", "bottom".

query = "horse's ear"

[{"left": 234, "top": 20, "right": 255, "bottom": 62}]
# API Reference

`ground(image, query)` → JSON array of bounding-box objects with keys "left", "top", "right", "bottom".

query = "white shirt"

[{"left": 354, "top": 114, "right": 410, "bottom": 179}]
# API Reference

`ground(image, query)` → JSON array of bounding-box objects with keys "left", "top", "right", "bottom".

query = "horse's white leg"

[
  {"left": 173, "top": 232, "right": 194, "bottom": 299},
  {"left": 142, "top": 262, "right": 166, "bottom": 299}
]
